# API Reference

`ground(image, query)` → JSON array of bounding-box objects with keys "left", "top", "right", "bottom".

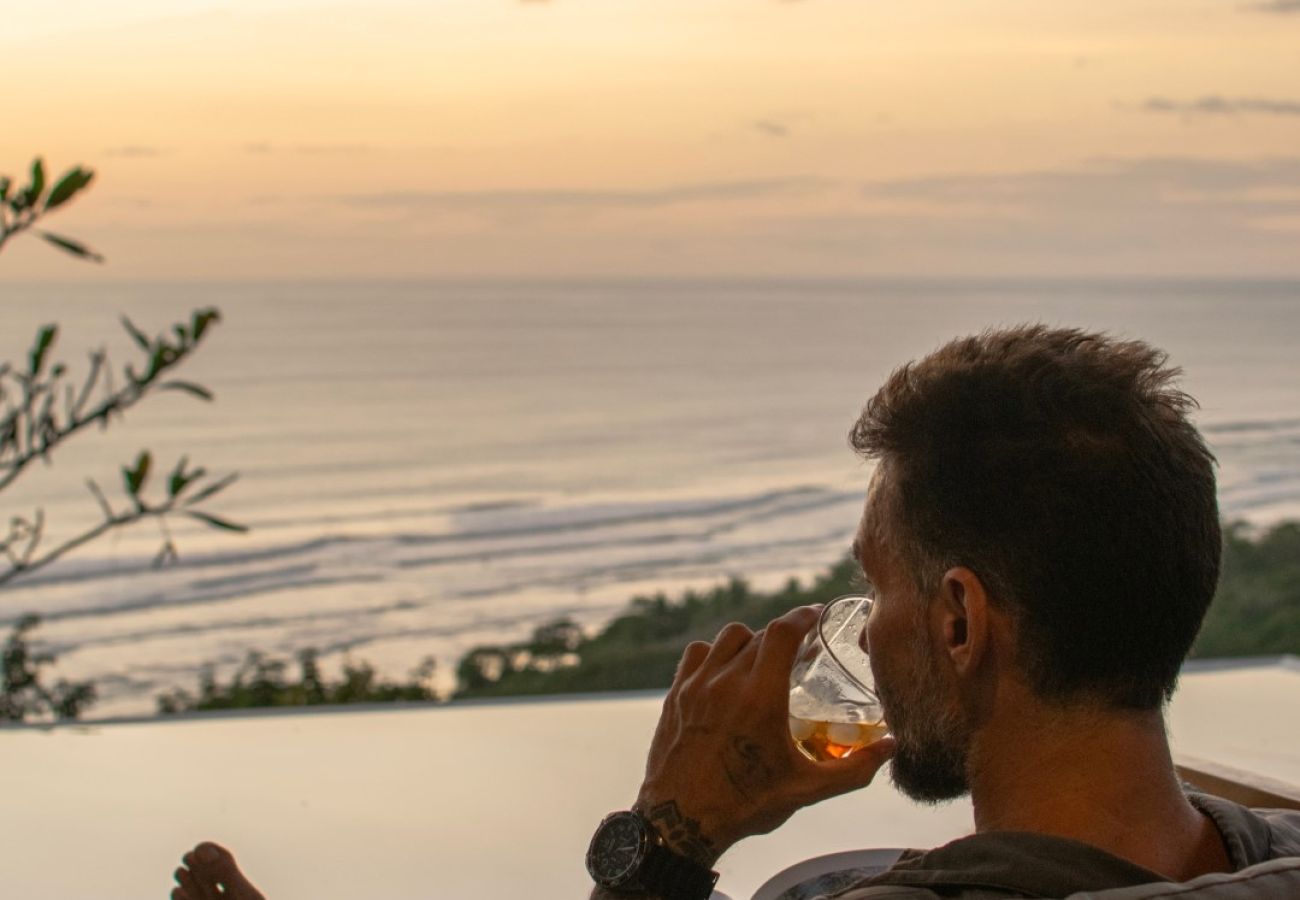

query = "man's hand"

[{"left": 634, "top": 605, "right": 896, "bottom": 866}]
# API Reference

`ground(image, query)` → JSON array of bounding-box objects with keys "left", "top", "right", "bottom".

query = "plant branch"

[
  {"left": 0, "top": 309, "right": 222, "bottom": 493},
  {"left": 0, "top": 158, "right": 100, "bottom": 264},
  {"left": 0, "top": 458, "right": 242, "bottom": 588}
]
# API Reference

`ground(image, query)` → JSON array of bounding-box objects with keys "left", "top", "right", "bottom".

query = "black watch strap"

[{"left": 638, "top": 840, "right": 719, "bottom": 900}]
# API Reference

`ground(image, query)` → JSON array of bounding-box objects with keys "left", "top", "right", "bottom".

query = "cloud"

[
  {"left": 862, "top": 157, "right": 1300, "bottom": 207},
  {"left": 753, "top": 119, "right": 790, "bottom": 138},
  {"left": 107, "top": 198, "right": 155, "bottom": 209},
  {"left": 294, "top": 143, "right": 373, "bottom": 155},
  {"left": 313, "top": 160, "right": 1300, "bottom": 276},
  {"left": 1244, "top": 0, "right": 1300, "bottom": 11},
  {"left": 767, "top": 156, "right": 1300, "bottom": 274},
  {"left": 1137, "top": 96, "right": 1300, "bottom": 117},
  {"left": 102, "top": 145, "right": 164, "bottom": 158},
  {"left": 65, "top": 156, "right": 1300, "bottom": 279},
  {"left": 242, "top": 142, "right": 374, "bottom": 155},
  {"left": 329, "top": 177, "right": 834, "bottom": 214}
]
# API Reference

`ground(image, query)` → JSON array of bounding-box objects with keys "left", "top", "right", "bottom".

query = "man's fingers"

[
  {"left": 699, "top": 622, "right": 755, "bottom": 673},
  {"left": 752, "top": 605, "right": 822, "bottom": 686},
  {"left": 674, "top": 640, "right": 712, "bottom": 683}
]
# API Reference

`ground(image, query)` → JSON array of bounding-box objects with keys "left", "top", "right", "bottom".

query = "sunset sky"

[{"left": 5, "top": 0, "right": 1300, "bottom": 280}]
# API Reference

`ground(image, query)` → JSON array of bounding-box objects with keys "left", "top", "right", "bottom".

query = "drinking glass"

[{"left": 787, "top": 594, "right": 888, "bottom": 761}]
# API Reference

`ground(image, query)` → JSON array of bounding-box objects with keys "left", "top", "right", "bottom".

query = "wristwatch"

[{"left": 585, "top": 810, "right": 720, "bottom": 899}]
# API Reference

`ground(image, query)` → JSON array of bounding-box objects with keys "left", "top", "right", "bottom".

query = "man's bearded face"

[
  {"left": 860, "top": 468, "right": 973, "bottom": 803},
  {"left": 872, "top": 598, "right": 972, "bottom": 803}
]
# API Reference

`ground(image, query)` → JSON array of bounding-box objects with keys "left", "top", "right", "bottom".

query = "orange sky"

[{"left": 4, "top": 0, "right": 1300, "bottom": 279}]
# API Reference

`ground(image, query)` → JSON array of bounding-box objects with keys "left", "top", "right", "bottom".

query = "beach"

[{"left": 4, "top": 278, "right": 1299, "bottom": 717}]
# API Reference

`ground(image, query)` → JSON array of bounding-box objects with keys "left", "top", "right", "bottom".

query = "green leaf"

[
  {"left": 147, "top": 345, "right": 167, "bottom": 378},
  {"left": 136, "top": 451, "right": 152, "bottom": 493},
  {"left": 0, "top": 176, "right": 10, "bottom": 202},
  {"left": 183, "top": 472, "right": 236, "bottom": 506},
  {"left": 120, "top": 316, "right": 152, "bottom": 352},
  {"left": 168, "top": 455, "right": 190, "bottom": 497},
  {"left": 186, "top": 510, "right": 249, "bottom": 533},
  {"left": 44, "top": 167, "right": 94, "bottom": 211},
  {"left": 23, "top": 158, "right": 46, "bottom": 208},
  {"left": 192, "top": 308, "right": 221, "bottom": 342},
  {"left": 124, "top": 450, "right": 152, "bottom": 496},
  {"left": 158, "top": 380, "right": 214, "bottom": 402},
  {"left": 29, "top": 325, "right": 58, "bottom": 375},
  {"left": 38, "top": 231, "right": 105, "bottom": 263}
]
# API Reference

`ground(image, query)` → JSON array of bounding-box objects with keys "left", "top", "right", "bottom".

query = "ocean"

[{"left": 3, "top": 279, "right": 1299, "bottom": 717}]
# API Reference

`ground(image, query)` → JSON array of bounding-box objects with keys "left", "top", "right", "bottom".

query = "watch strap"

[{"left": 638, "top": 839, "right": 719, "bottom": 900}]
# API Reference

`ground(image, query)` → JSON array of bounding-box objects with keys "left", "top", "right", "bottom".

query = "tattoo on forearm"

[
  {"left": 645, "top": 800, "right": 717, "bottom": 867},
  {"left": 722, "top": 735, "right": 777, "bottom": 802}
]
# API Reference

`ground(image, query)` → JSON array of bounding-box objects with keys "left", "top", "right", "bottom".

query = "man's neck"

[{"left": 966, "top": 696, "right": 1231, "bottom": 882}]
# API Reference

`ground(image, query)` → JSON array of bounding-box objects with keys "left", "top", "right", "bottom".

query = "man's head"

[{"left": 849, "top": 325, "right": 1220, "bottom": 801}]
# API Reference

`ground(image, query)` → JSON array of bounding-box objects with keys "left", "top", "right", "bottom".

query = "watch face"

[{"left": 586, "top": 812, "right": 648, "bottom": 886}]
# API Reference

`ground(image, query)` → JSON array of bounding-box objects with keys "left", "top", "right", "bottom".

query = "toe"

[
  {"left": 194, "top": 841, "right": 226, "bottom": 861},
  {"left": 190, "top": 842, "right": 266, "bottom": 900},
  {"left": 174, "top": 863, "right": 209, "bottom": 900}
]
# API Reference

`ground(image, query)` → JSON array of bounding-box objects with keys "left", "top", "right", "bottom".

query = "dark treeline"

[
  {"left": 451, "top": 519, "right": 1300, "bottom": 701},
  {"left": 1194, "top": 521, "right": 1300, "bottom": 658},
  {"left": 452, "top": 563, "right": 861, "bottom": 700},
  {"left": 153, "top": 520, "right": 1300, "bottom": 713},
  {"left": 155, "top": 650, "right": 436, "bottom": 714}
]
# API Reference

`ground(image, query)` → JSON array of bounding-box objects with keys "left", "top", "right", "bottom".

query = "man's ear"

[{"left": 936, "top": 567, "right": 989, "bottom": 676}]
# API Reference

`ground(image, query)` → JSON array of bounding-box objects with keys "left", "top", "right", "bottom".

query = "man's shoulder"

[
  {"left": 1059, "top": 856, "right": 1300, "bottom": 899},
  {"left": 828, "top": 857, "right": 1300, "bottom": 899},
  {"left": 824, "top": 831, "right": 1163, "bottom": 900},
  {"left": 784, "top": 799, "right": 1300, "bottom": 900},
  {"left": 1252, "top": 805, "right": 1300, "bottom": 856},
  {"left": 1190, "top": 792, "right": 1300, "bottom": 862}
]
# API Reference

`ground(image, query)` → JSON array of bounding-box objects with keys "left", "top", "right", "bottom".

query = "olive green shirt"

[{"left": 784, "top": 793, "right": 1300, "bottom": 900}]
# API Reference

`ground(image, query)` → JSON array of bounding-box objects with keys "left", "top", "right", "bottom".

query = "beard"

[{"left": 875, "top": 627, "right": 971, "bottom": 804}]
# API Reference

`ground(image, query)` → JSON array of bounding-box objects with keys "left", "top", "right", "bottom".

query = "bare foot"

[{"left": 172, "top": 842, "right": 267, "bottom": 900}]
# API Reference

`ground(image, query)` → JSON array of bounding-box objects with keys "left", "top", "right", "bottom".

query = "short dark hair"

[{"left": 850, "top": 325, "right": 1220, "bottom": 710}]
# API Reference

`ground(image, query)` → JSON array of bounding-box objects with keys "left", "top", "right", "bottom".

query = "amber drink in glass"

[{"left": 788, "top": 594, "right": 888, "bottom": 761}]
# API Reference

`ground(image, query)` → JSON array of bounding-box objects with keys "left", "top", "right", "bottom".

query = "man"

[
  {"left": 582, "top": 325, "right": 1300, "bottom": 899},
  {"left": 173, "top": 326, "right": 1300, "bottom": 900}
]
